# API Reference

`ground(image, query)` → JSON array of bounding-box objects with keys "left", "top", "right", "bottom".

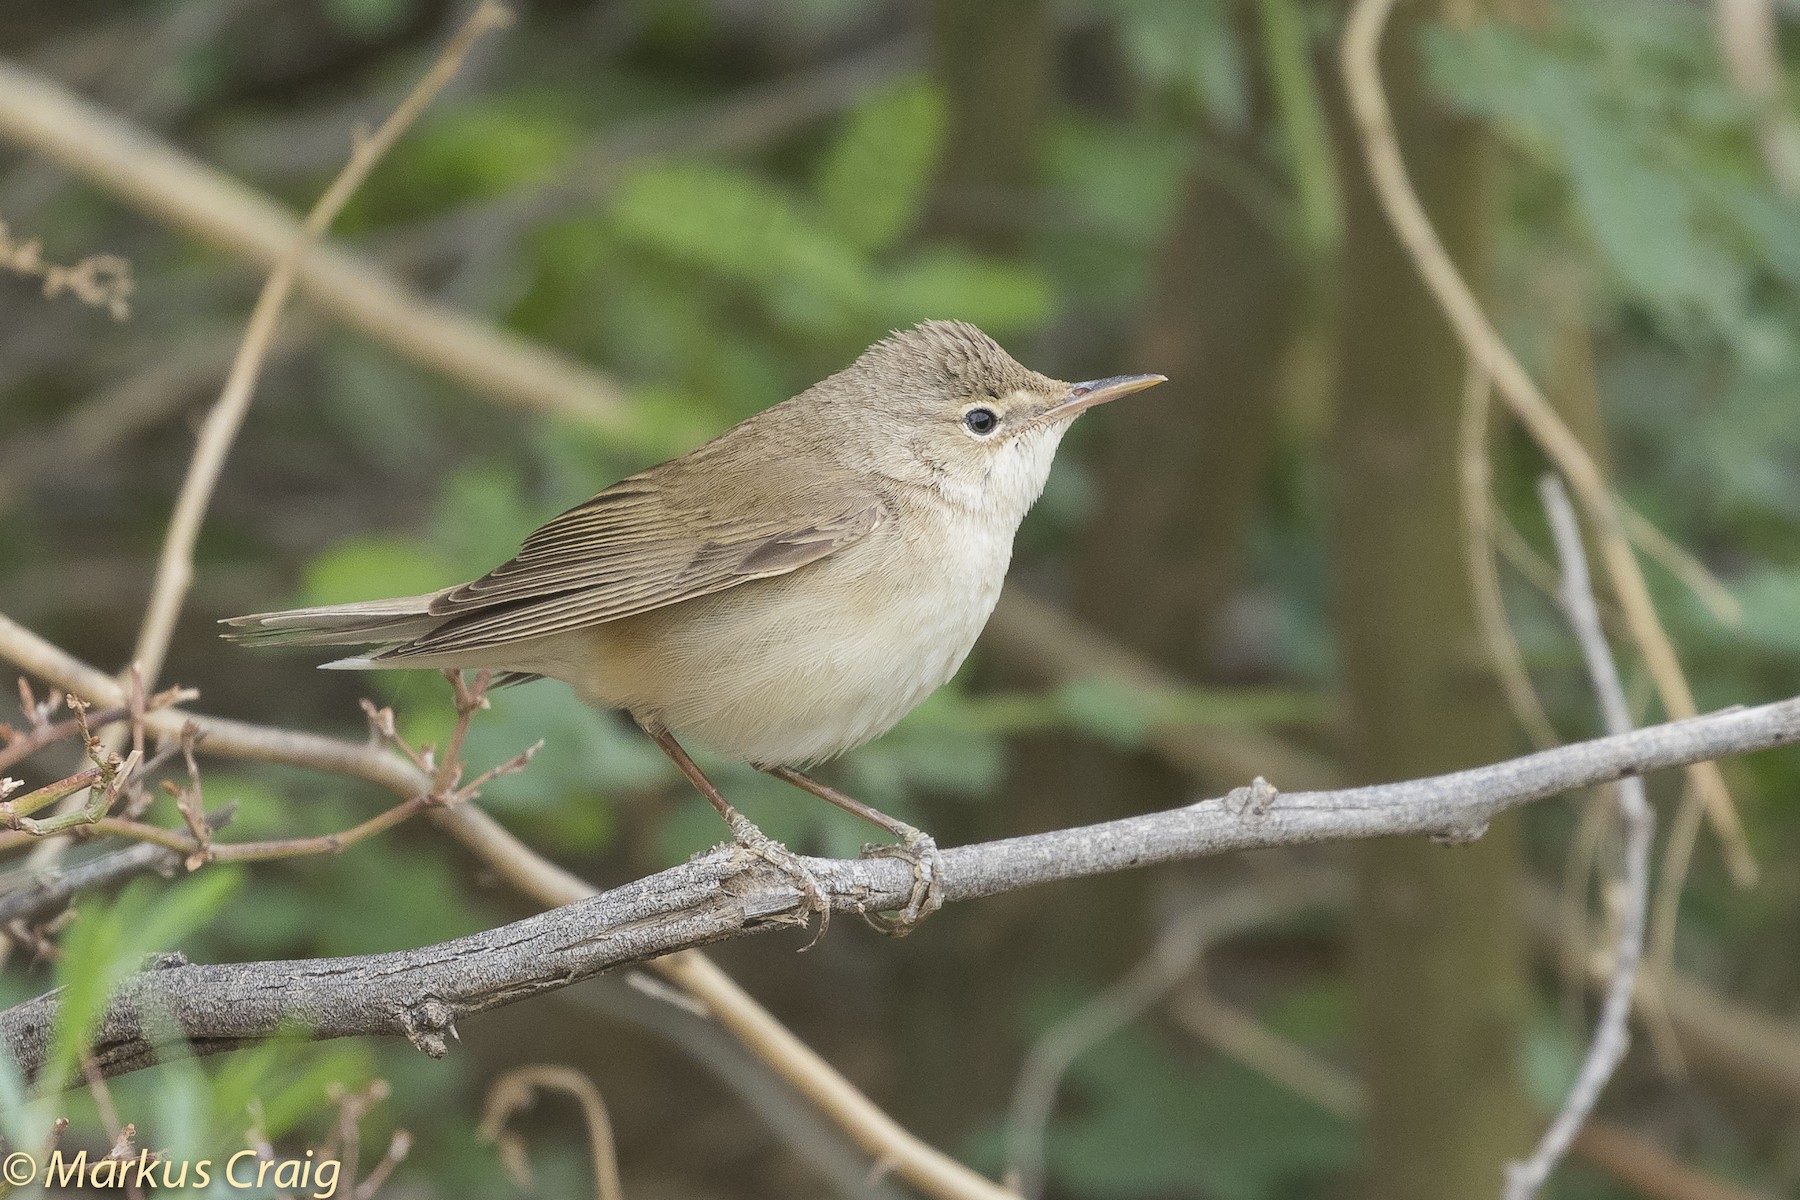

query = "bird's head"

[{"left": 833, "top": 320, "right": 1164, "bottom": 520}]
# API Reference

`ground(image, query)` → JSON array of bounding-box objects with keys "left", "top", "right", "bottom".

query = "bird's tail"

[{"left": 219, "top": 593, "right": 445, "bottom": 667}]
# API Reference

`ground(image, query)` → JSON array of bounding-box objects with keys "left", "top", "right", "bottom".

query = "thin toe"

[
  {"left": 729, "top": 820, "right": 831, "bottom": 943},
  {"left": 859, "top": 832, "right": 944, "bottom": 935}
]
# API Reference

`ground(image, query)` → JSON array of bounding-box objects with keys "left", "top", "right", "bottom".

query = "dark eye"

[{"left": 963, "top": 407, "right": 999, "bottom": 436}]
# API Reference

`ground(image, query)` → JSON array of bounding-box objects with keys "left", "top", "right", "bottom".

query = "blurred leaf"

[
  {"left": 1101, "top": 0, "right": 1251, "bottom": 130},
  {"left": 878, "top": 251, "right": 1055, "bottom": 337},
  {"left": 978, "top": 1010, "right": 1357, "bottom": 1198},
  {"left": 190, "top": 774, "right": 292, "bottom": 842},
  {"left": 205, "top": 1037, "right": 374, "bottom": 1142},
  {"left": 816, "top": 78, "right": 947, "bottom": 254},
  {"left": 1423, "top": 12, "right": 1764, "bottom": 332},
  {"left": 0, "top": 1043, "right": 47, "bottom": 1153},
  {"left": 388, "top": 101, "right": 580, "bottom": 208},
  {"left": 846, "top": 714, "right": 1006, "bottom": 811},
  {"left": 1057, "top": 678, "right": 1155, "bottom": 749},
  {"left": 1042, "top": 118, "right": 1190, "bottom": 246},
  {"left": 1713, "top": 181, "right": 1800, "bottom": 295},
  {"left": 1052, "top": 679, "right": 1327, "bottom": 749},
  {"left": 1720, "top": 567, "right": 1800, "bottom": 658},
  {"left": 1559, "top": 118, "right": 1729, "bottom": 318},
  {"left": 432, "top": 466, "right": 541, "bottom": 577},
  {"left": 456, "top": 680, "right": 674, "bottom": 852},
  {"left": 300, "top": 535, "right": 449, "bottom": 607},
  {"left": 612, "top": 164, "right": 874, "bottom": 330},
  {"left": 1522, "top": 1008, "right": 1589, "bottom": 1111},
  {"left": 47, "top": 872, "right": 242, "bottom": 1094},
  {"left": 325, "top": 0, "right": 414, "bottom": 38}
]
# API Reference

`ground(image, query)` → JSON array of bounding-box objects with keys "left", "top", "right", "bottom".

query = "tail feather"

[{"left": 220, "top": 593, "right": 444, "bottom": 650}]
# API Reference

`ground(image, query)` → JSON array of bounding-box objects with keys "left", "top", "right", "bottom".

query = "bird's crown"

[{"left": 853, "top": 320, "right": 1050, "bottom": 402}]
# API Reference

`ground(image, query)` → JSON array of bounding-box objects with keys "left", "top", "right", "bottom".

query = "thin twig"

[
  {"left": 1167, "top": 960, "right": 1775, "bottom": 1200},
  {"left": 129, "top": 0, "right": 512, "bottom": 693},
  {"left": 1339, "top": 0, "right": 1756, "bottom": 887},
  {"left": 479, "top": 1065, "right": 624, "bottom": 1200},
  {"left": 0, "top": 704, "right": 129, "bottom": 773},
  {"left": 1504, "top": 476, "right": 1656, "bottom": 1200},
  {"left": 1458, "top": 365, "right": 1557, "bottom": 748},
  {"left": 1003, "top": 876, "right": 1340, "bottom": 1198},
  {"left": 0, "top": 807, "right": 235, "bottom": 926},
  {"left": 0, "top": 215, "right": 132, "bottom": 318},
  {"left": 0, "top": 700, "right": 534, "bottom": 863}
]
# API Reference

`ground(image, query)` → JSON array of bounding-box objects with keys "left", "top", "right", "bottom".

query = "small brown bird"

[{"left": 225, "top": 321, "right": 1162, "bottom": 929}]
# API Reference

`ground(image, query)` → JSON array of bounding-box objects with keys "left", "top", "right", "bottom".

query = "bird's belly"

[{"left": 585, "top": 531, "right": 1006, "bottom": 765}]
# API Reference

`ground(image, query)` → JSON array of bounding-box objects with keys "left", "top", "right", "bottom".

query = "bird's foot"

[
  {"left": 725, "top": 811, "right": 831, "bottom": 945},
  {"left": 857, "top": 827, "right": 943, "bottom": 936}
]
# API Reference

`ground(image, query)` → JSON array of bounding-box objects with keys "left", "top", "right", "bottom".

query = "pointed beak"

[{"left": 1039, "top": 373, "right": 1166, "bottom": 423}]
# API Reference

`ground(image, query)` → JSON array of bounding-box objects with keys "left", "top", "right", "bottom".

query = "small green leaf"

[
  {"left": 815, "top": 78, "right": 947, "bottom": 254},
  {"left": 325, "top": 0, "right": 413, "bottom": 38},
  {"left": 47, "top": 872, "right": 241, "bottom": 1093},
  {"left": 1057, "top": 679, "right": 1154, "bottom": 749}
]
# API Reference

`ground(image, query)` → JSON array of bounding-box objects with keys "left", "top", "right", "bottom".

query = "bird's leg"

[
  {"left": 760, "top": 765, "right": 943, "bottom": 934},
  {"left": 640, "top": 723, "right": 829, "bottom": 937}
]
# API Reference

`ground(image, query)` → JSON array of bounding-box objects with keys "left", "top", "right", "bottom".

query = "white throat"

[{"left": 931, "top": 420, "right": 1071, "bottom": 533}]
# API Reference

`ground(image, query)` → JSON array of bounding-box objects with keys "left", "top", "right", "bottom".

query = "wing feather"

[{"left": 377, "top": 462, "right": 883, "bottom": 660}]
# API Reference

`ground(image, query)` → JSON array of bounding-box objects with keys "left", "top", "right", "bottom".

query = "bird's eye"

[{"left": 963, "top": 407, "right": 999, "bottom": 436}]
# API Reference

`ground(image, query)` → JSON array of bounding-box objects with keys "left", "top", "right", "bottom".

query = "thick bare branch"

[{"left": 2, "top": 692, "right": 1796, "bottom": 1087}]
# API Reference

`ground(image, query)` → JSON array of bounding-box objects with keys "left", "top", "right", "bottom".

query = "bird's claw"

[
  {"left": 858, "top": 829, "right": 943, "bottom": 936},
  {"left": 726, "top": 812, "right": 831, "bottom": 946}
]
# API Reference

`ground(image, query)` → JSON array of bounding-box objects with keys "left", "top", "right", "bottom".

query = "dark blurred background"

[{"left": 3, "top": 0, "right": 1800, "bottom": 1197}]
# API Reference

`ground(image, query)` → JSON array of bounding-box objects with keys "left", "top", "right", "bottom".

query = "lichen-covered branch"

[{"left": 3, "top": 693, "right": 1797, "bottom": 1085}]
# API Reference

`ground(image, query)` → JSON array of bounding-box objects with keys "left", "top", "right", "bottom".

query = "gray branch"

[
  {"left": 1504, "top": 477, "right": 1655, "bottom": 1200},
  {"left": 4, "top": 695, "right": 1799, "bottom": 1085},
  {"left": 0, "top": 807, "right": 235, "bottom": 927}
]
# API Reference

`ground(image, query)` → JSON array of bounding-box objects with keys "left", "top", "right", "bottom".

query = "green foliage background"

[{"left": 2, "top": 0, "right": 1798, "bottom": 1196}]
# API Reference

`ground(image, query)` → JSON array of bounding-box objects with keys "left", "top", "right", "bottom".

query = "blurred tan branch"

[
  {"left": 127, "top": 0, "right": 513, "bottom": 697},
  {"left": 1715, "top": 0, "right": 1800, "bottom": 197},
  {"left": 0, "top": 52, "right": 626, "bottom": 430},
  {"left": 0, "top": 42, "right": 913, "bottom": 520},
  {"left": 1459, "top": 366, "right": 1558, "bottom": 749},
  {"left": 480, "top": 1065, "right": 623, "bottom": 1200},
  {"left": 1340, "top": 0, "right": 1758, "bottom": 887},
  {"left": 1167, "top": 943, "right": 1780, "bottom": 1200}
]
